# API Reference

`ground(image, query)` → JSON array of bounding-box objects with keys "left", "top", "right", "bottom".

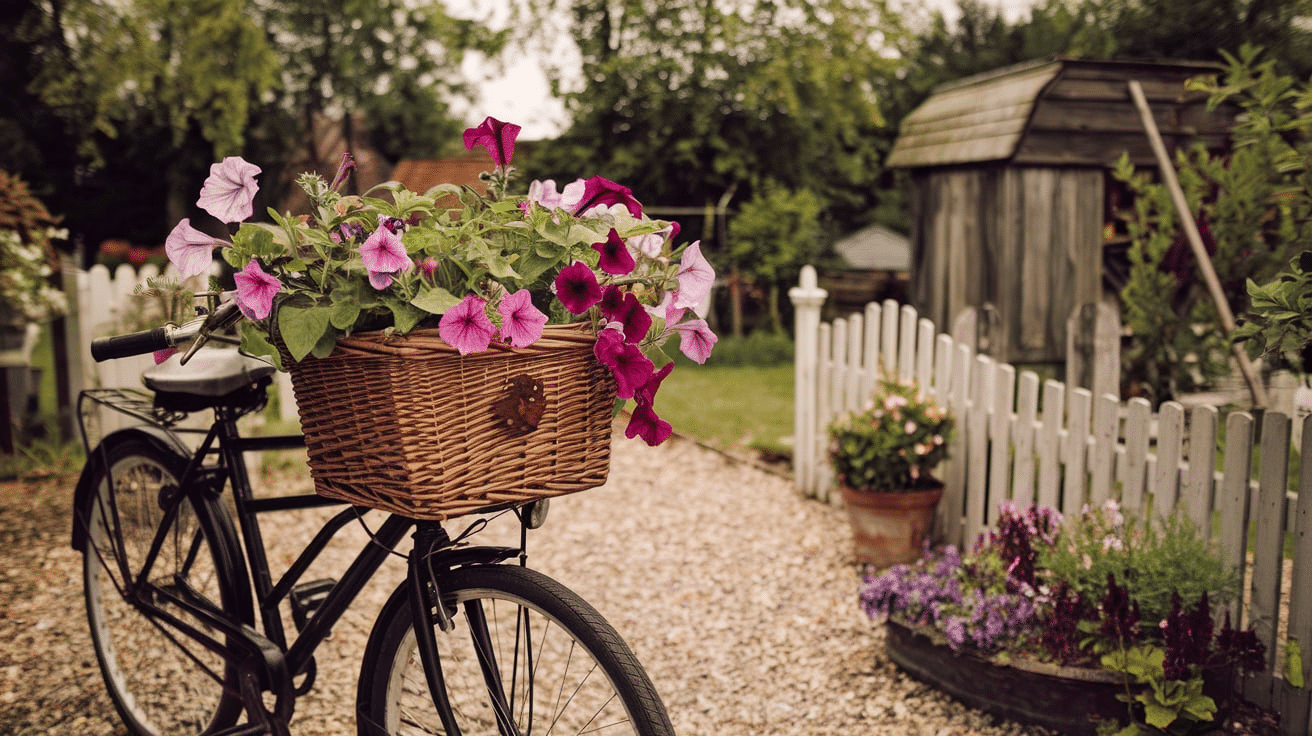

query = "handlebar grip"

[{"left": 91, "top": 327, "right": 171, "bottom": 362}]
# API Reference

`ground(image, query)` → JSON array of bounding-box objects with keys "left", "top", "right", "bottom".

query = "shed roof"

[
  {"left": 886, "top": 57, "right": 1231, "bottom": 169},
  {"left": 833, "top": 224, "right": 910, "bottom": 271}
]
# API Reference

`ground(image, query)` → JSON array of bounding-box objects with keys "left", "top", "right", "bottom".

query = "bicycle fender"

[{"left": 70, "top": 426, "right": 190, "bottom": 552}]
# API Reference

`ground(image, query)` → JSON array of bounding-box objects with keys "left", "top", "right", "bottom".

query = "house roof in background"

[
  {"left": 391, "top": 157, "right": 490, "bottom": 194},
  {"left": 833, "top": 224, "right": 910, "bottom": 271}
]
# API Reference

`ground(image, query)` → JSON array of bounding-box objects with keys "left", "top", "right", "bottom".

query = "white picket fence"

[
  {"left": 791, "top": 264, "right": 1312, "bottom": 733},
  {"left": 60, "top": 261, "right": 297, "bottom": 422}
]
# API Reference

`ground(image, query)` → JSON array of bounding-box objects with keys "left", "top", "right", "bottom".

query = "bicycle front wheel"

[
  {"left": 358, "top": 564, "right": 674, "bottom": 736},
  {"left": 82, "top": 439, "right": 252, "bottom": 735}
]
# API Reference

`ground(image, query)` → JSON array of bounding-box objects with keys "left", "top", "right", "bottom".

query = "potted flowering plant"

[
  {"left": 861, "top": 501, "right": 1266, "bottom": 735},
  {"left": 827, "top": 377, "right": 953, "bottom": 566},
  {"left": 161, "top": 116, "right": 717, "bottom": 520}
]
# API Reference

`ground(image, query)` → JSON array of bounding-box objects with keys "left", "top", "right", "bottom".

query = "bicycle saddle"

[{"left": 143, "top": 346, "right": 277, "bottom": 398}]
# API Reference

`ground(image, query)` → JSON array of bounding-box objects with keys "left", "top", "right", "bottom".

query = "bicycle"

[{"left": 74, "top": 295, "right": 675, "bottom": 736}]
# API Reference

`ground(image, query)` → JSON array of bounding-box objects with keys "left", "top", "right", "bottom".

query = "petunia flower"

[
  {"left": 438, "top": 294, "right": 497, "bottom": 355},
  {"left": 463, "top": 116, "right": 522, "bottom": 167},
  {"left": 196, "top": 156, "right": 261, "bottom": 223},
  {"left": 497, "top": 289, "right": 548, "bottom": 347},
  {"left": 554, "top": 261, "right": 603, "bottom": 314},
  {"left": 626, "top": 232, "right": 664, "bottom": 260},
  {"left": 598, "top": 286, "right": 652, "bottom": 344},
  {"left": 165, "top": 218, "right": 225, "bottom": 277},
  {"left": 673, "top": 241, "right": 714, "bottom": 311},
  {"left": 625, "top": 399, "right": 672, "bottom": 446},
  {"left": 593, "top": 328, "right": 655, "bottom": 399},
  {"left": 233, "top": 259, "right": 282, "bottom": 320},
  {"left": 367, "top": 270, "right": 395, "bottom": 290},
  {"left": 637, "top": 361, "right": 674, "bottom": 406},
  {"left": 592, "top": 229, "right": 637, "bottom": 276},
  {"left": 673, "top": 318, "right": 718, "bottom": 364},
  {"left": 361, "top": 226, "right": 412, "bottom": 281},
  {"left": 328, "top": 152, "right": 356, "bottom": 191},
  {"left": 526, "top": 179, "right": 586, "bottom": 213},
  {"left": 572, "top": 176, "right": 642, "bottom": 218}
]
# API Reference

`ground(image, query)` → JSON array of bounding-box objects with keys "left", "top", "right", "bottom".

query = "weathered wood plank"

[
  {"left": 1185, "top": 406, "right": 1218, "bottom": 537},
  {"left": 917, "top": 318, "right": 936, "bottom": 396},
  {"left": 1281, "top": 414, "right": 1312, "bottom": 735},
  {"left": 1245, "top": 412, "right": 1291, "bottom": 708},
  {"left": 966, "top": 355, "right": 996, "bottom": 547},
  {"left": 1012, "top": 371, "right": 1039, "bottom": 505},
  {"left": 933, "top": 333, "right": 954, "bottom": 406},
  {"left": 1063, "top": 388, "right": 1092, "bottom": 518},
  {"left": 1154, "top": 402, "right": 1184, "bottom": 519},
  {"left": 1089, "top": 393, "right": 1119, "bottom": 508},
  {"left": 1218, "top": 411, "right": 1253, "bottom": 624},
  {"left": 989, "top": 364, "right": 1017, "bottom": 517}
]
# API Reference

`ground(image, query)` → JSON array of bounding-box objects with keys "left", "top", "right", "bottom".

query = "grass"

[{"left": 654, "top": 361, "right": 793, "bottom": 456}]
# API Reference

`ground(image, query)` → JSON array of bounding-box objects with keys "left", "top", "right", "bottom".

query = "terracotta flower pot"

[{"left": 840, "top": 482, "right": 943, "bottom": 567}]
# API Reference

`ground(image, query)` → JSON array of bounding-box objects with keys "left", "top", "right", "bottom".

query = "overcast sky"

[{"left": 457, "top": 0, "right": 1038, "bottom": 140}]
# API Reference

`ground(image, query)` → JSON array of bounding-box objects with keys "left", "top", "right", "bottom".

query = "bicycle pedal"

[{"left": 290, "top": 578, "right": 336, "bottom": 631}]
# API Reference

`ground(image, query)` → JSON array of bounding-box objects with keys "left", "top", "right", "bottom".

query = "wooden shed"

[{"left": 885, "top": 57, "right": 1235, "bottom": 366}]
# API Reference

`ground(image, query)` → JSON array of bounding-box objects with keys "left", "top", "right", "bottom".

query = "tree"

[{"left": 726, "top": 182, "right": 822, "bottom": 335}]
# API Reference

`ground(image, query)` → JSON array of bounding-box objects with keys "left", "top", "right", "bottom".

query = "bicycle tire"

[
  {"left": 357, "top": 564, "right": 675, "bottom": 736},
  {"left": 82, "top": 439, "right": 253, "bottom": 735}
]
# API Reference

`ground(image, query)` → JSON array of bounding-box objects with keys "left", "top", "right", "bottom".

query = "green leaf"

[
  {"left": 329, "top": 298, "right": 361, "bottom": 331},
  {"left": 1287, "top": 640, "right": 1305, "bottom": 688},
  {"left": 1142, "top": 703, "right": 1177, "bottom": 729},
  {"left": 278, "top": 304, "right": 333, "bottom": 361},
  {"left": 410, "top": 285, "right": 462, "bottom": 315},
  {"left": 239, "top": 321, "right": 282, "bottom": 370}
]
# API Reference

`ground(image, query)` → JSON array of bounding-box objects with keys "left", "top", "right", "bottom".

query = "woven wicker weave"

[{"left": 283, "top": 322, "right": 615, "bottom": 520}]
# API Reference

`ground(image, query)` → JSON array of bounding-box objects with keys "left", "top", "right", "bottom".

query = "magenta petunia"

[
  {"left": 164, "top": 218, "right": 224, "bottom": 277},
  {"left": 196, "top": 156, "right": 261, "bottom": 223},
  {"left": 673, "top": 241, "right": 715, "bottom": 311},
  {"left": 554, "top": 261, "right": 603, "bottom": 314},
  {"left": 361, "top": 226, "right": 410, "bottom": 273},
  {"left": 593, "top": 328, "right": 655, "bottom": 400},
  {"left": 637, "top": 361, "right": 674, "bottom": 406},
  {"left": 598, "top": 286, "right": 651, "bottom": 344},
  {"left": 497, "top": 289, "right": 548, "bottom": 347},
  {"left": 625, "top": 399, "right": 672, "bottom": 446},
  {"left": 438, "top": 294, "right": 497, "bottom": 355},
  {"left": 572, "top": 176, "right": 643, "bottom": 218},
  {"left": 592, "top": 229, "right": 636, "bottom": 276},
  {"left": 674, "top": 318, "right": 718, "bottom": 364},
  {"left": 233, "top": 259, "right": 282, "bottom": 320},
  {"left": 367, "top": 270, "right": 394, "bottom": 290},
  {"left": 463, "top": 116, "right": 522, "bottom": 167}
]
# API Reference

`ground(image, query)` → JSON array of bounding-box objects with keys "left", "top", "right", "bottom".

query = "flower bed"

[{"left": 861, "top": 501, "right": 1267, "bottom": 736}]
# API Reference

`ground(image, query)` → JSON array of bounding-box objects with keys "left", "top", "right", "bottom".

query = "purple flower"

[
  {"left": 592, "top": 229, "right": 636, "bottom": 276},
  {"left": 463, "top": 116, "right": 521, "bottom": 167},
  {"left": 233, "top": 259, "right": 281, "bottom": 320},
  {"left": 554, "top": 261, "right": 603, "bottom": 314},
  {"left": 438, "top": 294, "right": 497, "bottom": 355},
  {"left": 593, "top": 328, "right": 654, "bottom": 399},
  {"left": 572, "top": 176, "right": 642, "bottom": 218},
  {"left": 329, "top": 152, "right": 356, "bottom": 191},
  {"left": 625, "top": 399, "right": 672, "bottom": 446},
  {"left": 497, "top": 289, "right": 547, "bottom": 347},
  {"left": 599, "top": 287, "right": 652, "bottom": 344},
  {"left": 526, "top": 179, "right": 585, "bottom": 213},
  {"left": 164, "top": 218, "right": 224, "bottom": 277},
  {"left": 196, "top": 156, "right": 261, "bottom": 223},
  {"left": 674, "top": 318, "right": 717, "bottom": 364}
]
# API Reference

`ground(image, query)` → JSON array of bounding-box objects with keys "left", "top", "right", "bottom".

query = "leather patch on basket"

[{"left": 491, "top": 374, "right": 546, "bottom": 435}]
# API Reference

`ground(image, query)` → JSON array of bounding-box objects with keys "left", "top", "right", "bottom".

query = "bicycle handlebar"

[{"left": 90, "top": 300, "right": 242, "bottom": 363}]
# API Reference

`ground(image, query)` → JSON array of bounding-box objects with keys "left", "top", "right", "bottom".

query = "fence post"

[{"left": 789, "top": 266, "right": 827, "bottom": 497}]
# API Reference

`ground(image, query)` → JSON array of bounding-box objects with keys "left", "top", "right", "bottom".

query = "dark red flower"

[
  {"left": 592, "top": 229, "right": 636, "bottom": 275},
  {"left": 463, "top": 116, "right": 521, "bottom": 167},
  {"left": 573, "top": 176, "right": 642, "bottom": 218},
  {"left": 554, "top": 261, "right": 603, "bottom": 314}
]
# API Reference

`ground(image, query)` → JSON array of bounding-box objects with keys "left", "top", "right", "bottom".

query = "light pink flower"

[
  {"left": 674, "top": 319, "right": 717, "bottom": 364},
  {"left": 438, "top": 295, "right": 497, "bottom": 355},
  {"left": 165, "top": 218, "right": 224, "bottom": 277},
  {"left": 196, "top": 157, "right": 261, "bottom": 223},
  {"left": 361, "top": 226, "right": 411, "bottom": 273},
  {"left": 526, "top": 179, "right": 585, "bottom": 212},
  {"left": 905, "top": 421, "right": 917, "bottom": 434},
  {"left": 497, "top": 290, "right": 548, "bottom": 347},
  {"left": 233, "top": 260, "right": 281, "bottom": 320},
  {"left": 673, "top": 241, "right": 714, "bottom": 310}
]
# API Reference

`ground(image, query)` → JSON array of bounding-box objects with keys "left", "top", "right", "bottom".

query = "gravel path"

[{"left": 0, "top": 428, "right": 1043, "bottom": 735}]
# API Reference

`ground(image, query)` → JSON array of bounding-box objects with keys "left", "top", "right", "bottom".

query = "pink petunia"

[
  {"left": 463, "top": 116, "right": 522, "bottom": 167},
  {"left": 625, "top": 399, "right": 672, "bottom": 446},
  {"left": 592, "top": 229, "right": 636, "bottom": 276},
  {"left": 367, "top": 270, "right": 394, "bottom": 290},
  {"left": 497, "top": 289, "right": 548, "bottom": 347},
  {"left": 673, "top": 241, "right": 714, "bottom": 311},
  {"left": 554, "top": 261, "right": 603, "bottom": 314},
  {"left": 164, "top": 218, "right": 224, "bottom": 278},
  {"left": 361, "top": 227, "right": 411, "bottom": 273},
  {"left": 196, "top": 157, "right": 261, "bottom": 223},
  {"left": 438, "top": 295, "right": 497, "bottom": 355},
  {"left": 593, "top": 328, "right": 655, "bottom": 400},
  {"left": 598, "top": 286, "right": 651, "bottom": 344},
  {"left": 233, "top": 259, "right": 282, "bottom": 320},
  {"left": 674, "top": 318, "right": 718, "bottom": 364},
  {"left": 572, "top": 176, "right": 642, "bottom": 218},
  {"left": 526, "top": 179, "right": 586, "bottom": 212}
]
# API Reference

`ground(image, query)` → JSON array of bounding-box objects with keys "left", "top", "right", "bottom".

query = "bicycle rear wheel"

[
  {"left": 357, "top": 564, "right": 674, "bottom": 736},
  {"left": 82, "top": 439, "right": 252, "bottom": 735}
]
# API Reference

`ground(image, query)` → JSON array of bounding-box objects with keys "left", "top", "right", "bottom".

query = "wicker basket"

[{"left": 281, "top": 322, "right": 616, "bottom": 520}]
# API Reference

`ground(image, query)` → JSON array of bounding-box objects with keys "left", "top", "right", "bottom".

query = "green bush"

[{"left": 671, "top": 330, "right": 794, "bottom": 368}]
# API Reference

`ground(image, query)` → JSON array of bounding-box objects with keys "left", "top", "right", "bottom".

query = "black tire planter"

[{"left": 885, "top": 620, "right": 1126, "bottom": 735}]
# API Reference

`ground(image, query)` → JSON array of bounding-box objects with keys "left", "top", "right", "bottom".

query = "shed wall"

[{"left": 909, "top": 166, "right": 1103, "bottom": 365}]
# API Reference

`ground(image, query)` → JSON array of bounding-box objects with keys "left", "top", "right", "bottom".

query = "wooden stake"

[{"left": 1128, "top": 80, "right": 1268, "bottom": 409}]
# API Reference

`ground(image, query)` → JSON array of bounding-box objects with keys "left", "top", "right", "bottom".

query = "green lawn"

[{"left": 654, "top": 362, "right": 793, "bottom": 456}]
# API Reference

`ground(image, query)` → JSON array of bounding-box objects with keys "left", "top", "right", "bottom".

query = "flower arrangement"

[
  {"left": 861, "top": 500, "right": 1264, "bottom": 735},
  {"left": 0, "top": 170, "right": 67, "bottom": 323},
  {"left": 827, "top": 377, "right": 953, "bottom": 492},
  {"left": 162, "top": 117, "right": 717, "bottom": 446}
]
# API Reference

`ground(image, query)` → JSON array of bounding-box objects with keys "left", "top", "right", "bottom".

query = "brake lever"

[{"left": 179, "top": 300, "right": 243, "bottom": 366}]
